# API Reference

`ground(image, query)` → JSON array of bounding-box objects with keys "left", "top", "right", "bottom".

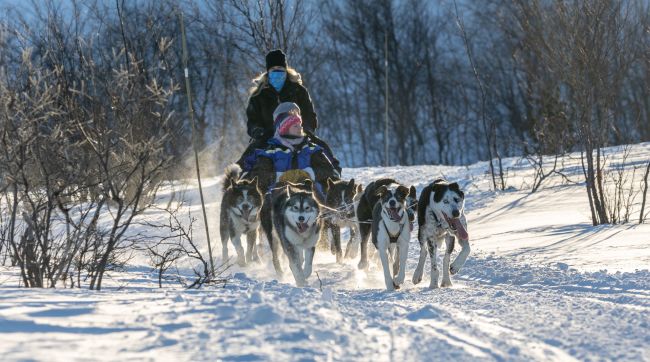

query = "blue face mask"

[{"left": 268, "top": 70, "right": 286, "bottom": 92}]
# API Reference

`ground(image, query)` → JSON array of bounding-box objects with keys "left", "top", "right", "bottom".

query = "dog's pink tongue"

[{"left": 450, "top": 218, "right": 469, "bottom": 240}]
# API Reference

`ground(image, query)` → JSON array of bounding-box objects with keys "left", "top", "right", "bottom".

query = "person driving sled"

[
  {"left": 236, "top": 49, "right": 341, "bottom": 174},
  {"left": 245, "top": 103, "right": 338, "bottom": 197}
]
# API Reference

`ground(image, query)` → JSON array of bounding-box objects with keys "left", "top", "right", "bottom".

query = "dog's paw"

[
  {"left": 440, "top": 279, "right": 453, "bottom": 288},
  {"left": 330, "top": 245, "right": 337, "bottom": 255},
  {"left": 358, "top": 260, "right": 368, "bottom": 270},
  {"left": 335, "top": 252, "right": 343, "bottom": 264},
  {"left": 275, "top": 270, "right": 286, "bottom": 281},
  {"left": 450, "top": 262, "right": 462, "bottom": 275},
  {"left": 294, "top": 278, "right": 307, "bottom": 288},
  {"left": 394, "top": 274, "right": 405, "bottom": 286},
  {"left": 412, "top": 274, "right": 422, "bottom": 285},
  {"left": 236, "top": 256, "right": 247, "bottom": 267},
  {"left": 429, "top": 282, "right": 439, "bottom": 289},
  {"left": 393, "top": 281, "right": 401, "bottom": 290}
]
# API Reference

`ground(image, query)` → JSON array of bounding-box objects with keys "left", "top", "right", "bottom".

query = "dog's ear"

[
  {"left": 347, "top": 179, "right": 356, "bottom": 193},
  {"left": 396, "top": 185, "right": 409, "bottom": 199},
  {"left": 356, "top": 184, "right": 363, "bottom": 195},
  {"left": 449, "top": 182, "right": 464, "bottom": 199},
  {"left": 409, "top": 185, "right": 417, "bottom": 198},
  {"left": 375, "top": 185, "right": 388, "bottom": 197},
  {"left": 432, "top": 183, "right": 446, "bottom": 203}
]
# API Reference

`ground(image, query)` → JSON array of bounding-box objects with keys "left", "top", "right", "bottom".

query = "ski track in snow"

[
  {"left": 1, "top": 143, "right": 650, "bottom": 361},
  {"left": 1, "top": 254, "right": 648, "bottom": 361}
]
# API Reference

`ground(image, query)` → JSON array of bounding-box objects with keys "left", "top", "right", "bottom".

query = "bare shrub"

[
  {"left": 603, "top": 147, "right": 640, "bottom": 224},
  {"left": 0, "top": 6, "right": 178, "bottom": 289},
  {"left": 143, "top": 205, "right": 230, "bottom": 289}
]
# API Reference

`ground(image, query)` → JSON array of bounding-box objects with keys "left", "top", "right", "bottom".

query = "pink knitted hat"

[{"left": 275, "top": 114, "right": 303, "bottom": 136}]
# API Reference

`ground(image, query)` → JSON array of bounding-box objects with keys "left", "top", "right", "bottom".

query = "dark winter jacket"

[
  {"left": 246, "top": 80, "right": 318, "bottom": 140},
  {"left": 246, "top": 138, "right": 337, "bottom": 196}
]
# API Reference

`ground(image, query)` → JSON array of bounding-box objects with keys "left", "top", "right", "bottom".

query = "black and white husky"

[
  {"left": 263, "top": 180, "right": 322, "bottom": 287},
  {"left": 319, "top": 178, "right": 363, "bottom": 263},
  {"left": 220, "top": 164, "right": 262, "bottom": 266},
  {"left": 357, "top": 178, "right": 416, "bottom": 291},
  {"left": 412, "top": 179, "right": 470, "bottom": 288}
]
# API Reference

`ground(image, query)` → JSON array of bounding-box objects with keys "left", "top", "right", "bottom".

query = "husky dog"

[
  {"left": 412, "top": 179, "right": 470, "bottom": 288},
  {"left": 262, "top": 180, "right": 322, "bottom": 287},
  {"left": 220, "top": 164, "right": 262, "bottom": 266},
  {"left": 357, "top": 178, "right": 416, "bottom": 291},
  {"left": 319, "top": 178, "right": 363, "bottom": 263}
]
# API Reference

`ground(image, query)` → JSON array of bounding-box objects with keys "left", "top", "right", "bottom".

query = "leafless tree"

[
  {"left": 486, "top": 0, "right": 649, "bottom": 224},
  {"left": 453, "top": 0, "right": 505, "bottom": 190}
]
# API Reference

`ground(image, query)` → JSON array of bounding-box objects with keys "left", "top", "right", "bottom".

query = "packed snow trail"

[{"left": 1, "top": 253, "right": 648, "bottom": 361}]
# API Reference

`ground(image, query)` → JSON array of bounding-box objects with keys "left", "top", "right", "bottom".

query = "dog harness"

[
  {"left": 381, "top": 209, "right": 407, "bottom": 243},
  {"left": 430, "top": 209, "right": 460, "bottom": 236},
  {"left": 430, "top": 209, "right": 443, "bottom": 229}
]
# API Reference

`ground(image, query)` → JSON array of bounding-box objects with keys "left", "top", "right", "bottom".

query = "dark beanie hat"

[{"left": 266, "top": 49, "right": 287, "bottom": 71}]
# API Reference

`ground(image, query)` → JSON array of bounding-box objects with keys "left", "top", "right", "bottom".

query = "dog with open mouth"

[
  {"left": 412, "top": 179, "right": 470, "bottom": 288},
  {"left": 262, "top": 179, "right": 322, "bottom": 287},
  {"left": 220, "top": 164, "right": 262, "bottom": 266},
  {"left": 356, "top": 178, "right": 416, "bottom": 291}
]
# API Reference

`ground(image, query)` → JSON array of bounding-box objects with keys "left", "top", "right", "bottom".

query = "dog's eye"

[
  {"left": 443, "top": 200, "right": 450, "bottom": 204},
  {"left": 454, "top": 198, "right": 459, "bottom": 203},
  {"left": 304, "top": 205, "right": 310, "bottom": 211},
  {"left": 292, "top": 205, "right": 299, "bottom": 211}
]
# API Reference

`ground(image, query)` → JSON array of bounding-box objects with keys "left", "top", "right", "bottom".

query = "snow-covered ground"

[{"left": 1, "top": 143, "right": 650, "bottom": 361}]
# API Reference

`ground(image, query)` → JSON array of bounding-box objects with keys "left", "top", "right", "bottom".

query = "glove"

[{"left": 251, "top": 127, "right": 265, "bottom": 140}]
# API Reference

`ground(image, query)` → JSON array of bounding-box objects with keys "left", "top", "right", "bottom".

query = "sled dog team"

[
  {"left": 222, "top": 49, "right": 469, "bottom": 290},
  {"left": 220, "top": 164, "right": 470, "bottom": 291}
]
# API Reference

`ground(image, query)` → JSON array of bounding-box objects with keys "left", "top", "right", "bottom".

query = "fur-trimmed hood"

[{"left": 245, "top": 66, "right": 318, "bottom": 139}]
